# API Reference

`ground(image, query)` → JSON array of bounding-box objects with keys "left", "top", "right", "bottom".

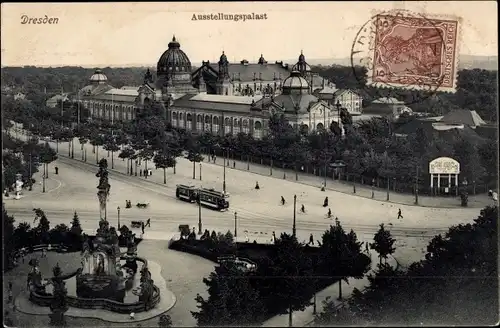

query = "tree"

[
  {"left": 89, "top": 131, "right": 105, "bottom": 164},
  {"left": 103, "top": 137, "right": 120, "bottom": 169},
  {"left": 192, "top": 263, "right": 265, "bottom": 326},
  {"left": 319, "top": 218, "right": 371, "bottom": 300},
  {"left": 153, "top": 152, "right": 176, "bottom": 184},
  {"left": 3, "top": 207, "right": 16, "bottom": 271},
  {"left": 316, "top": 206, "right": 498, "bottom": 326},
  {"left": 264, "top": 233, "right": 315, "bottom": 327},
  {"left": 371, "top": 223, "right": 396, "bottom": 265},
  {"left": 70, "top": 211, "right": 82, "bottom": 236},
  {"left": 49, "top": 224, "right": 69, "bottom": 245},
  {"left": 39, "top": 142, "right": 58, "bottom": 192},
  {"left": 119, "top": 146, "right": 136, "bottom": 175},
  {"left": 34, "top": 208, "right": 51, "bottom": 244},
  {"left": 158, "top": 314, "right": 172, "bottom": 328},
  {"left": 186, "top": 135, "right": 204, "bottom": 179},
  {"left": 138, "top": 147, "right": 154, "bottom": 178}
]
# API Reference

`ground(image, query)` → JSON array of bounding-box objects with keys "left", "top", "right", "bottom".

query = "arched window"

[
  {"left": 212, "top": 116, "right": 220, "bottom": 133},
  {"left": 224, "top": 118, "right": 231, "bottom": 135},
  {"left": 205, "top": 116, "right": 211, "bottom": 123},
  {"left": 316, "top": 122, "right": 324, "bottom": 130},
  {"left": 179, "top": 112, "right": 184, "bottom": 120},
  {"left": 242, "top": 119, "right": 250, "bottom": 134},
  {"left": 253, "top": 121, "right": 263, "bottom": 139},
  {"left": 233, "top": 118, "right": 240, "bottom": 134},
  {"left": 172, "top": 112, "right": 178, "bottom": 127},
  {"left": 197, "top": 115, "right": 203, "bottom": 131},
  {"left": 186, "top": 114, "right": 193, "bottom": 130}
]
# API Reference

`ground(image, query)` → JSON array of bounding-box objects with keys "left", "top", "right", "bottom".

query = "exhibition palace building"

[{"left": 77, "top": 36, "right": 363, "bottom": 139}]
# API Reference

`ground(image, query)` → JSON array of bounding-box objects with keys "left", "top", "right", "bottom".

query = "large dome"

[
  {"left": 282, "top": 71, "right": 309, "bottom": 94},
  {"left": 89, "top": 69, "right": 108, "bottom": 84},
  {"left": 157, "top": 36, "right": 192, "bottom": 76}
]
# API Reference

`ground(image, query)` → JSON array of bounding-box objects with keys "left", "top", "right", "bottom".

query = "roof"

[
  {"left": 46, "top": 93, "right": 70, "bottom": 105},
  {"left": 440, "top": 109, "right": 486, "bottom": 127},
  {"left": 372, "top": 97, "right": 405, "bottom": 104},
  {"left": 171, "top": 94, "right": 255, "bottom": 114},
  {"left": 189, "top": 93, "right": 262, "bottom": 104},
  {"left": 256, "top": 93, "right": 319, "bottom": 114},
  {"left": 394, "top": 119, "right": 485, "bottom": 144},
  {"left": 208, "top": 63, "right": 291, "bottom": 82}
]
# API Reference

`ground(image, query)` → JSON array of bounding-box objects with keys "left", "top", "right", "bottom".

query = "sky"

[{"left": 1, "top": 1, "right": 498, "bottom": 67}]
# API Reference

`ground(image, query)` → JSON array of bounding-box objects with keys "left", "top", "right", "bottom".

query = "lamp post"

[
  {"left": 117, "top": 206, "right": 121, "bottom": 229},
  {"left": 234, "top": 212, "right": 238, "bottom": 239},
  {"left": 414, "top": 165, "right": 419, "bottom": 205},
  {"left": 198, "top": 190, "right": 202, "bottom": 234},
  {"left": 371, "top": 179, "right": 375, "bottom": 199},
  {"left": 199, "top": 163, "right": 202, "bottom": 181},
  {"left": 293, "top": 194, "right": 297, "bottom": 238},
  {"left": 386, "top": 177, "right": 390, "bottom": 201},
  {"left": 28, "top": 153, "right": 33, "bottom": 191},
  {"left": 223, "top": 149, "right": 227, "bottom": 194}
]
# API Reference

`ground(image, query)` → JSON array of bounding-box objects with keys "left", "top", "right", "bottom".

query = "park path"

[{"left": 207, "top": 154, "right": 492, "bottom": 208}]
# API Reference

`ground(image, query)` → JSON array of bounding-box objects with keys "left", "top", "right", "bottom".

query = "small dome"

[
  {"left": 282, "top": 71, "right": 309, "bottom": 90},
  {"left": 219, "top": 51, "right": 228, "bottom": 64},
  {"left": 157, "top": 35, "right": 192, "bottom": 76},
  {"left": 258, "top": 54, "right": 267, "bottom": 65},
  {"left": 89, "top": 69, "right": 108, "bottom": 84},
  {"left": 298, "top": 50, "right": 305, "bottom": 62}
]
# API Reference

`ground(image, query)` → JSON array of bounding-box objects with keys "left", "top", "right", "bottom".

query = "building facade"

[{"left": 81, "top": 35, "right": 345, "bottom": 137}]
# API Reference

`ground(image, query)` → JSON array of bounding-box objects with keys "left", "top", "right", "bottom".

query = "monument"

[
  {"left": 27, "top": 220, "right": 162, "bottom": 313},
  {"left": 15, "top": 173, "right": 24, "bottom": 200}
]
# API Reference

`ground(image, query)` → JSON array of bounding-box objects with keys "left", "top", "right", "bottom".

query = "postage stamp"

[{"left": 351, "top": 10, "right": 461, "bottom": 94}]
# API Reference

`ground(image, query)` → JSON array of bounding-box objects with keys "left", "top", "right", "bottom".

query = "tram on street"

[
  {"left": 175, "top": 184, "right": 198, "bottom": 203},
  {"left": 197, "top": 188, "right": 230, "bottom": 211}
]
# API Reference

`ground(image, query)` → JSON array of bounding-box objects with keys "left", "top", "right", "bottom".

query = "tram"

[
  {"left": 197, "top": 188, "right": 230, "bottom": 211},
  {"left": 175, "top": 184, "right": 198, "bottom": 203}
]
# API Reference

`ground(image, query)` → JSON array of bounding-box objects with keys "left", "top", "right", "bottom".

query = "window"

[
  {"left": 225, "top": 118, "right": 231, "bottom": 135},
  {"left": 186, "top": 114, "right": 192, "bottom": 130},
  {"left": 197, "top": 115, "right": 203, "bottom": 130},
  {"left": 253, "top": 121, "right": 262, "bottom": 139},
  {"left": 242, "top": 119, "right": 250, "bottom": 134},
  {"left": 233, "top": 118, "right": 240, "bottom": 134}
]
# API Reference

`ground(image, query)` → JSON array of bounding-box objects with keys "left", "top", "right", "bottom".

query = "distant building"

[
  {"left": 439, "top": 109, "right": 487, "bottom": 129},
  {"left": 79, "top": 35, "right": 341, "bottom": 137},
  {"left": 46, "top": 93, "right": 70, "bottom": 108},
  {"left": 362, "top": 97, "right": 412, "bottom": 119}
]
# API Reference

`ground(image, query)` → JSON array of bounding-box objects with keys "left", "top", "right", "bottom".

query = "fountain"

[{"left": 28, "top": 220, "right": 161, "bottom": 313}]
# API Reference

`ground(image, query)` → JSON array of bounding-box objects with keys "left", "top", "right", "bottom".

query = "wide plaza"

[{"left": 4, "top": 135, "right": 488, "bottom": 326}]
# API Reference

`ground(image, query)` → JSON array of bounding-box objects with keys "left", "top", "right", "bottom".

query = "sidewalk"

[
  {"left": 207, "top": 155, "right": 492, "bottom": 209},
  {"left": 262, "top": 251, "right": 399, "bottom": 327}
]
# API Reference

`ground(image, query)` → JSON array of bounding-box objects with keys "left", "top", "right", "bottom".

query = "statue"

[
  {"left": 96, "top": 159, "right": 111, "bottom": 220},
  {"left": 14, "top": 173, "right": 23, "bottom": 200},
  {"left": 139, "top": 265, "right": 155, "bottom": 310}
]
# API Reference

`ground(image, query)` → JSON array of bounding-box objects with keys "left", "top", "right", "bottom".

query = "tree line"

[{"left": 4, "top": 96, "right": 497, "bottom": 197}]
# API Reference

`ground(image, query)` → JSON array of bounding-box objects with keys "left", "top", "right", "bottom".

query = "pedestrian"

[
  {"left": 309, "top": 233, "right": 314, "bottom": 245},
  {"left": 141, "top": 222, "right": 145, "bottom": 234},
  {"left": 281, "top": 196, "right": 285, "bottom": 205},
  {"left": 327, "top": 208, "right": 332, "bottom": 218},
  {"left": 255, "top": 181, "right": 260, "bottom": 190},
  {"left": 301, "top": 204, "right": 305, "bottom": 213},
  {"left": 323, "top": 196, "right": 329, "bottom": 207},
  {"left": 272, "top": 231, "right": 276, "bottom": 244},
  {"left": 233, "top": 161, "right": 236, "bottom": 168},
  {"left": 55, "top": 166, "right": 59, "bottom": 175},
  {"left": 145, "top": 218, "right": 151, "bottom": 228},
  {"left": 397, "top": 208, "right": 403, "bottom": 220}
]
